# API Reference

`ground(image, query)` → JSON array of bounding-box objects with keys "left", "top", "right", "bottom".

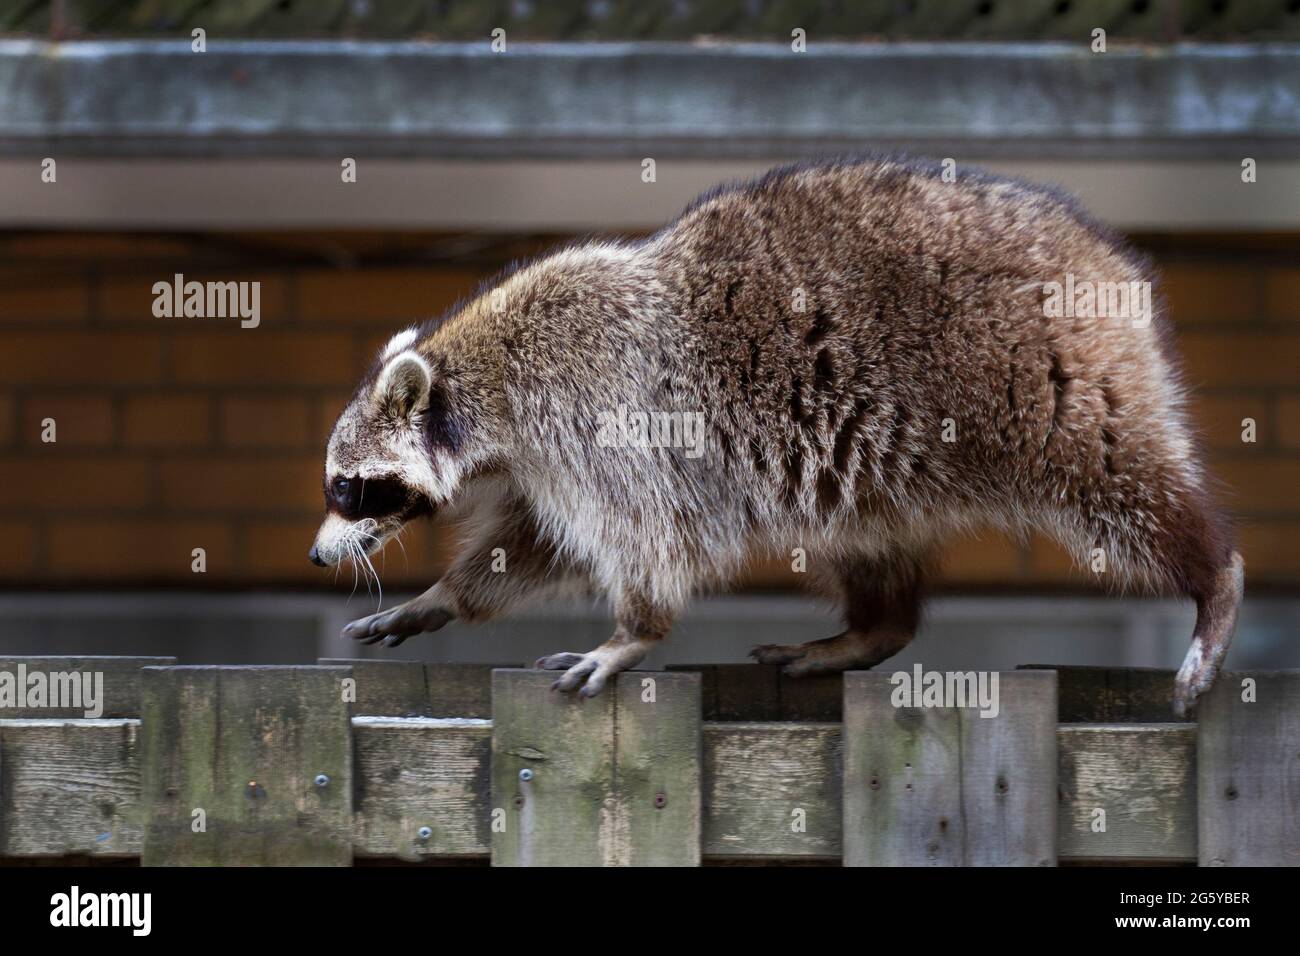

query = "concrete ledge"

[
  {"left": 3, "top": 157, "right": 1297, "bottom": 230},
  {"left": 1, "top": 40, "right": 1298, "bottom": 159}
]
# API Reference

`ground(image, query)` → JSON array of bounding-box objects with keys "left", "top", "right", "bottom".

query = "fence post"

[
  {"left": 331, "top": 661, "right": 497, "bottom": 860},
  {"left": 1197, "top": 671, "right": 1300, "bottom": 866},
  {"left": 491, "top": 669, "right": 701, "bottom": 866},
  {"left": 140, "top": 665, "right": 353, "bottom": 865},
  {"left": 842, "top": 669, "right": 1057, "bottom": 866},
  {"left": 319, "top": 659, "right": 520, "bottom": 717},
  {"left": 1, "top": 656, "right": 171, "bottom": 858}
]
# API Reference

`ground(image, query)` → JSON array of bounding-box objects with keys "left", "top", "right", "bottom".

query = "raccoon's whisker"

[
  {"left": 358, "top": 540, "right": 382, "bottom": 608},
  {"left": 356, "top": 538, "right": 375, "bottom": 602},
  {"left": 353, "top": 519, "right": 385, "bottom": 610},
  {"left": 367, "top": 552, "right": 383, "bottom": 610},
  {"left": 391, "top": 529, "right": 410, "bottom": 571},
  {"left": 345, "top": 536, "right": 362, "bottom": 602}
]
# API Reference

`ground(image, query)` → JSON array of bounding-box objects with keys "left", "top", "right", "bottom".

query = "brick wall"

[{"left": 0, "top": 232, "right": 1296, "bottom": 591}]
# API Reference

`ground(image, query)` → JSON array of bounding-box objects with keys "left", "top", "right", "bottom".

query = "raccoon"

[{"left": 310, "top": 155, "right": 1243, "bottom": 714}]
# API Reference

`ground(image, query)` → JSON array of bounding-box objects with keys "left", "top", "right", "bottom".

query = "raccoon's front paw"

[
  {"left": 535, "top": 639, "right": 649, "bottom": 699},
  {"left": 342, "top": 604, "right": 453, "bottom": 648}
]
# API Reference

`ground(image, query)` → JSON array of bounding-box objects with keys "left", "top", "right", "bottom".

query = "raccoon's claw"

[
  {"left": 536, "top": 651, "right": 607, "bottom": 697},
  {"left": 535, "top": 652, "right": 586, "bottom": 670},
  {"left": 535, "top": 640, "right": 651, "bottom": 698},
  {"left": 342, "top": 605, "right": 453, "bottom": 648}
]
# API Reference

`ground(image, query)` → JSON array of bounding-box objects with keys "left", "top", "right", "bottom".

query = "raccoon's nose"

[{"left": 308, "top": 546, "right": 327, "bottom": 567}]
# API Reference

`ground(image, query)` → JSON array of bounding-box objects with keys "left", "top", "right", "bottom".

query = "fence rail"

[{"left": 0, "top": 657, "right": 1296, "bottom": 866}]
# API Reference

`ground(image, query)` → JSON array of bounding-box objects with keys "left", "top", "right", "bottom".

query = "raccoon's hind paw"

[
  {"left": 342, "top": 604, "right": 453, "bottom": 648},
  {"left": 751, "top": 630, "right": 912, "bottom": 677},
  {"left": 751, "top": 641, "right": 839, "bottom": 677},
  {"left": 750, "top": 643, "right": 806, "bottom": 666},
  {"left": 536, "top": 639, "right": 650, "bottom": 699},
  {"left": 1173, "top": 639, "right": 1219, "bottom": 719}
]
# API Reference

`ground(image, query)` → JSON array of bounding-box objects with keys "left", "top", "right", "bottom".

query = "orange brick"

[
  {"left": 220, "top": 396, "right": 313, "bottom": 448},
  {"left": 243, "top": 518, "right": 322, "bottom": 581},
  {"left": 738, "top": 546, "right": 867, "bottom": 589},
  {"left": 1262, "top": 267, "right": 1300, "bottom": 322},
  {"left": 1179, "top": 333, "right": 1300, "bottom": 388},
  {"left": 158, "top": 457, "right": 323, "bottom": 512},
  {"left": 20, "top": 395, "right": 114, "bottom": 447},
  {"left": 242, "top": 517, "right": 438, "bottom": 585},
  {"left": 297, "top": 268, "right": 482, "bottom": 323},
  {"left": 171, "top": 332, "right": 354, "bottom": 385},
  {"left": 0, "top": 519, "right": 37, "bottom": 576},
  {"left": 315, "top": 391, "right": 354, "bottom": 445},
  {"left": 1277, "top": 395, "right": 1300, "bottom": 450},
  {"left": 360, "top": 331, "right": 400, "bottom": 363},
  {"left": 0, "top": 459, "right": 150, "bottom": 510},
  {"left": 1161, "top": 263, "right": 1260, "bottom": 324},
  {"left": 47, "top": 519, "right": 234, "bottom": 579},
  {"left": 0, "top": 271, "right": 90, "bottom": 322},
  {"left": 1238, "top": 521, "right": 1300, "bottom": 581},
  {"left": 427, "top": 524, "right": 457, "bottom": 568},
  {"left": 100, "top": 272, "right": 288, "bottom": 324},
  {"left": 1190, "top": 394, "right": 1272, "bottom": 450},
  {"left": 1213, "top": 458, "right": 1300, "bottom": 513},
  {"left": 0, "top": 394, "right": 13, "bottom": 446},
  {"left": 0, "top": 333, "right": 163, "bottom": 385},
  {"left": 121, "top": 395, "right": 212, "bottom": 448},
  {"left": 937, "top": 531, "right": 1023, "bottom": 584},
  {"left": 0, "top": 234, "right": 195, "bottom": 261},
  {"left": 1025, "top": 532, "right": 1089, "bottom": 584}
]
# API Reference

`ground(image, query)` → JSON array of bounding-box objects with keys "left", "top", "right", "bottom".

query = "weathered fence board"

[
  {"left": 703, "top": 722, "right": 842, "bottom": 859},
  {"left": 319, "top": 659, "right": 521, "bottom": 718},
  {"left": 1021, "top": 665, "right": 1178, "bottom": 722},
  {"left": 670, "top": 664, "right": 842, "bottom": 721},
  {"left": 1197, "top": 672, "right": 1300, "bottom": 866},
  {"left": 140, "top": 666, "right": 353, "bottom": 866},
  {"left": 2, "top": 659, "right": 1295, "bottom": 866},
  {"left": 1057, "top": 724, "right": 1197, "bottom": 862},
  {"left": 843, "top": 670, "right": 1057, "bottom": 866},
  {"left": 0, "top": 657, "right": 176, "bottom": 718},
  {"left": 491, "top": 669, "right": 701, "bottom": 866},
  {"left": 352, "top": 717, "right": 492, "bottom": 859},
  {"left": 0, "top": 719, "right": 141, "bottom": 858},
  {"left": 613, "top": 673, "right": 702, "bottom": 865},
  {"left": 491, "top": 669, "right": 614, "bottom": 866},
  {"left": 0, "top": 714, "right": 1196, "bottom": 864}
]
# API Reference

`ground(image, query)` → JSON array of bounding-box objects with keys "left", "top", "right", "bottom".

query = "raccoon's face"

[{"left": 310, "top": 343, "right": 459, "bottom": 568}]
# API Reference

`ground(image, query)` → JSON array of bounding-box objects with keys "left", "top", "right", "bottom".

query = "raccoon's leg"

[
  {"left": 1174, "top": 551, "right": 1244, "bottom": 717},
  {"left": 1048, "top": 467, "right": 1241, "bottom": 716},
  {"left": 537, "top": 592, "right": 672, "bottom": 698},
  {"left": 343, "top": 496, "right": 567, "bottom": 647},
  {"left": 751, "top": 549, "right": 926, "bottom": 676}
]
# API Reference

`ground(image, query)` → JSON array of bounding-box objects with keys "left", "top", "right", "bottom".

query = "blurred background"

[{"left": 0, "top": 0, "right": 1297, "bottom": 672}]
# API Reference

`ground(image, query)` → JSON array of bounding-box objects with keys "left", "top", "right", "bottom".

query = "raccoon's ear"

[{"left": 374, "top": 350, "right": 432, "bottom": 420}]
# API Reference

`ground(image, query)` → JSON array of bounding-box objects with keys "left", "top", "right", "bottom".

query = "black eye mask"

[{"left": 326, "top": 476, "right": 423, "bottom": 521}]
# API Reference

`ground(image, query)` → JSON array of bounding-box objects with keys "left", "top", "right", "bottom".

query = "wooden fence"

[{"left": 0, "top": 657, "right": 1296, "bottom": 866}]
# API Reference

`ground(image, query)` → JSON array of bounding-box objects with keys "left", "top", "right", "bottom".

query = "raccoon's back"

[{"left": 649, "top": 157, "right": 1172, "bottom": 528}]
